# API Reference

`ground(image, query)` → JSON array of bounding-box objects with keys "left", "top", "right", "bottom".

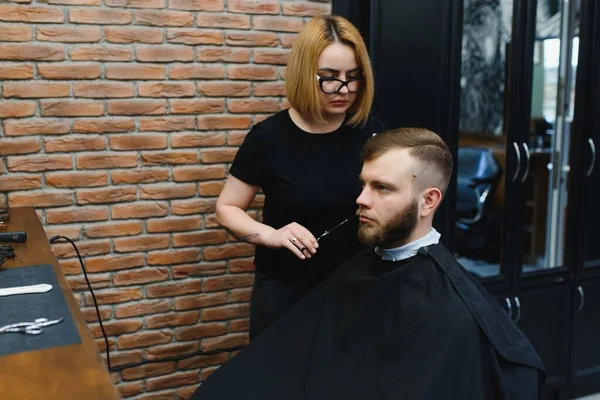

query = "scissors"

[
  {"left": 0, "top": 317, "right": 64, "bottom": 335},
  {"left": 316, "top": 218, "right": 349, "bottom": 242}
]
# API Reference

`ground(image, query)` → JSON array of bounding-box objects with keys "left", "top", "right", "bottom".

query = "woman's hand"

[{"left": 264, "top": 222, "right": 319, "bottom": 259}]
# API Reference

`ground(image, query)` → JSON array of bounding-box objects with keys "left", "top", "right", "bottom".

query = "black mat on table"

[{"left": 0, "top": 264, "right": 81, "bottom": 357}]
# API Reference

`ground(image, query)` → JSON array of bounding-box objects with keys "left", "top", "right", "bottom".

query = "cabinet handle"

[
  {"left": 586, "top": 138, "right": 596, "bottom": 176},
  {"left": 512, "top": 142, "right": 521, "bottom": 182},
  {"left": 514, "top": 296, "right": 521, "bottom": 323},
  {"left": 505, "top": 297, "right": 512, "bottom": 320},
  {"left": 521, "top": 142, "right": 530, "bottom": 183},
  {"left": 577, "top": 286, "right": 585, "bottom": 312}
]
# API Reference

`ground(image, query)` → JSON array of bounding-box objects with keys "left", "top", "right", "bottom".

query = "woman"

[{"left": 216, "top": 15, "right": 386, "bottom": 339}]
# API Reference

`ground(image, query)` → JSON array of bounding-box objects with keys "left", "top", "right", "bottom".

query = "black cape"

[{"left": 192, "top": 243, "right": 545, "bottom": 400}]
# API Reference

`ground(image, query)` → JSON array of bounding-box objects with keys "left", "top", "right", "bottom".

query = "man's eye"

[{"left": 377, "top": 185, "right": 390, "bottom": 192}]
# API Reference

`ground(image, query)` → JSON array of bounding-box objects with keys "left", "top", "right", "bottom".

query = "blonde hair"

[
  {"left": 361, "top": 128, "right": 454, "bottom": 195},
  {"left": 285, "top": 15, "right": 374, "bottom": 127}
]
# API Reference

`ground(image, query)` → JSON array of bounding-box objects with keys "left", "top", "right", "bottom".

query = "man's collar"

[{"left": 375, "top": 228, "right": 441, "bottom": 261}]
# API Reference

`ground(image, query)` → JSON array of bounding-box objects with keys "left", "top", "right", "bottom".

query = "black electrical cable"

[{"left": 49, "top": 236, "right": 247, "bottom": 373}]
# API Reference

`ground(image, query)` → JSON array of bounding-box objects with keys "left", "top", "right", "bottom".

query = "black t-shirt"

[{"left": 229, "top": 109, "right": 387, "bottom": 285}]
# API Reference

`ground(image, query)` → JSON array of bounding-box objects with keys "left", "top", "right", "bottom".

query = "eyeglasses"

[{"left": 316, "top": 75, "right": 364, "bottom": 94}]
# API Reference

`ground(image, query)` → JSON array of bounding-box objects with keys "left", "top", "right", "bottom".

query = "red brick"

[
  {"left": 38, "top": 63, "right": 101, "bottom": 80},
  {"left": 109, "top": 134, "right": 167, "bottom": 150},
  {"left": 203, "top": 274, "right": 254, "bottom": 291},
  {"left": 166, "top": 28, "right": 222, "bottom": 45},
  {"left": 138, "top": 82, "right": 195, "bottom": 97},
  {"left": 202, "top": 304, "right": 249, "bottom": 322},
  {"left": 52, "top": 239, "right": 110, "bottom": 258},
  {"left": 73, "top": 82, "right": 134, "bottom": 98},
  {"left": 36, "top": 26, "right": 102, "bottom": 43},
  {"left": 43, "top": 225, "right": 81, "bottom": 241},
  {"left": 118, "top": 382, "right": 143, "bottom": 398},
  {"left": 253, "top": 16, "right": 304, "bottom": 32},
  {"left": 229, "top": 98, "right": 279, "bottom": 113},
  {"left": 3, "top": 82, "right": 69, "bottom": 98},
  {"left": 46, "top": 206, "right": 108, "bottom": 224},
  {"left": 169, "top": 64, "right": 224, "bottom": 79},
  {"left": 202, "top": 333, "right": 248, "bottom": 351},
  {"left": 172, "top": 263, "right": 226, "bottom": 278},
  {"left": 230, "top": 287, "right": 252, "bottom": 302},
  {"left": 0, "top": 63, "right": 33, "bottom": 79},
  {"left": 0, "top": 101, "right": 36, "bottom": 118},
  {"left": 69, "top": 46, "right": 132, "bottom": 61},
  {"left": 229, "top": 258, "right": 255, "bottom": 274},
  {"left": 0, "top": 43, "right": 64, "bottom": 61},
  {"left": 111, "top": 168, "right": 170, "bottom": 184},
  {"left": 196, "top": 81, "right": 250, "bottom": 97},
  {"left": 6, "top": 155, "right": 72, "bottom": 172},
  {"left": 171, "top": 198, "right": 215, "bottom": 215},
  {"left": 67, "top": 274, "right": 110, "bottom": 291},
  {"left": 170, "top": 99, "right": 225, "bottom": 114},
  {"left": 69, "top": 8, "right": 131, "bottom": 24},
  {"left": 0, "top": 175, "right": 42, "bottom": 191},
  {"left": 76, "top": 187, "right": 136, "bottom": 205},
  {"left": 114, "top": 235, "right": 170, "bottom": 253},
  {"left": 147, "top": 248, "right": 201, "bottom": 266},
  {"left": 146, "top": 371, "right": 199, "bottom": 392},
  {"left": 230, "top": 318, "right": 249, "bottom": 332},
  {"left": 0, "top": 5, "right": 64, "bottom": 22},
  {"left": 85, "top": 220, "right": 143, "bottom": 238},
  {"left": 146, "top": 216, "right": 202, "bottom": 233},
  {"left": 173, "top": 231, "right": 228, "bottom": 248},
  {"left": 111, "top": 202, "right": 168, "bottom": 219},
  {"left": 140, "top": 151, "right": 197, "bottom": 166},
  {"left": 254, "top": 49, "right": 289, "bottom": 65},
  {"left": 168, "top": 0, "right": 222, "bottom": 11},
  {"left": 145, "top": 311, "right": 199, "bottom": 329},
  {"left": 106, "top": 0, "right": 164, "bottom": 7},
  {"left": 76, "top": 153, "right": 138, "bottom": 169},
  {"left": 116, "top": 299, "right": 171, "bottom": 318},
  {"left": 174, "top": 322, "right": 227, "bottom": 340},
  {"left": 44, "top": 136, "right": 106, "bottom": 152},
  {"left": 225, "top": 31, "right": 278, "bottom": 47},
  {"left": 228, "top": 0, "right": 278, "bottom": 14},
  {"left": 113, "top": 267, "right": 170, "bottom": 285},
  {"left": 227, "top": 65, "right": 277, "bottom": 80},
  {"left": 8, "top": 191, "right": 72, "bottom": 207},
  {"left": 139, "top": 117, "right": 195, "bottom": 131},
  {"left": 139, "top": 183, "right": 196, "bottom": 200},
  {"left": 108, "top": 99, "right": 166, "bottom": 115},
  {"left": 171, "top": 132, "right": 226, "bottom": 148},
  {"left": 111, "top": 202, "right": 169, "bottom": 219},
  {"left": 196, "top": 12, "right": 249, "bottom": 29},
  {"left": 41, "top": 0, "right": 101, "bottom": 4},
  {"left": 172, "top": 166, "right": 226, "bottom": 182},
  {"left": 136, "top": 45, "right": 194, "bottom": 62},
  {"left": 227, "top": 131, "right": 247, "bottom": 146},
  {"left": 0, "top": 25, "right": 32, "bottom": 42},
  {"left": 118, "top": 330, "right": 172, "bottom": 350},
  {"left": 41, "top": 100, "right": 105, "bottom": 117},
  {"left": 177, "top": 353, "right": 227, "bottom": 370},
  {"left": 89, "top": 319, "right": 142, "bottom": 338},
  {"left": 73, "top": 118, "right": 134, "bottom": 133},
  {"left": 203, "top": 244, "right": 254, "bottom": 261},
  {"left": 199, "top": 148, "right": 238, "bottom": 163},
  {"left": 121, "top": 361, "right": 175, "bottom": 381},
  {"left": 146, "top": 280, "right": 202, "bottom": 298},
  {"left": 283, "top": 1, "right": 330, "bottom": 16},
  {"left": 3, "top": 119, "right": 69, "bottom": 136},
  {"left": 254, "top": 82, "right": 286, "bottom": 97},
  {"left": 105, "top": 27, "right": 163, "bottom": 44},
  {"left": 196, "top": 47, "right": 250, "bottom": 63},
  {"left": 84, "top": 288, "right": 143, "bottom": 305},
  {"left": 80, "top": 306, "right": 112, "bottom": 323},
  {"left": 84, "top": 253, "right": 145, "bottom": 273},
  {"left": 146, "top": 344, "right": 198, "bottom": 365},
  {"left": 135, "top": 10, "right": 193, "bottom": 27},
  {"left": 198, "top": 181, "right": 225, "bottom": 196},
  {"left": 281, "top": 34, "right": 297, "bottom": 48},
  {"left": 46, "top": 171, "right": 108, "bottom": 188},
  {"left": 196, "top": 115, "right": 251, "bottom": 130}
]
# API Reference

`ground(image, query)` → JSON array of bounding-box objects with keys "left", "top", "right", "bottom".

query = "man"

[{"left": 192, "top": 128, "right": 545, "bottom": 399}]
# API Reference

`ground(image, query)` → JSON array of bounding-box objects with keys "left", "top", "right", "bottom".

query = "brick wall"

[{"left": 0, "top": 0, "right": 330, "bottom": 398}]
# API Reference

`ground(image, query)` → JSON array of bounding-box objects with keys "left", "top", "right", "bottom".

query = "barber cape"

[{"left": 192, "top": 241, "right": 545, "bottom": 400}]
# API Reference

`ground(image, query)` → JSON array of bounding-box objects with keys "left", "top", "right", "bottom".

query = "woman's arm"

[{"left": 216, "top": 175, "right": 318, "bottom": 259}]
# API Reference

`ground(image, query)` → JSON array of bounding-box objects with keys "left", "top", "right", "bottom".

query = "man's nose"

[{"left": 356, "top": 188, "right": 370, "bottom": 207}]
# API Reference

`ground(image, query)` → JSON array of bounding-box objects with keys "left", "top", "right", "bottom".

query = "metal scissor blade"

[{"left": 317, "top": 218, "right": 349, "bottom": 241}]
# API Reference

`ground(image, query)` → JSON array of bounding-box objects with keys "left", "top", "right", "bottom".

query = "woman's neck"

[{"left": 288, "top": 108, "right": 346, "bottom": 134}]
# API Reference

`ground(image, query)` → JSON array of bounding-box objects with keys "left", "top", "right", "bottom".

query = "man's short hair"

[
  {"left": 361, "top": 127, "right": 454, "bottom": 195},
  {"left": 285, "top": 15, "right": 374, "bottom": 127}
]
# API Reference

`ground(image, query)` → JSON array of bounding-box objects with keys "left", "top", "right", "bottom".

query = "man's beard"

[{"left": 358, "top": 199, "right": 419, "bottom": 248}]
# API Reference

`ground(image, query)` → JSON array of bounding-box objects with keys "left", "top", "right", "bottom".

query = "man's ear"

[{"left": 420, "top": 188, "right": 442, "bottom": 217}]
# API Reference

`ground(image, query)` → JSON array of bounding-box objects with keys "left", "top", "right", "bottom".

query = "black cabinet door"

[
  {"left": 570, "top": 278, "right": 600, "bottom": 385},
  {"left": 515, "top": 281, "right": 572, "bottom": 390}
]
